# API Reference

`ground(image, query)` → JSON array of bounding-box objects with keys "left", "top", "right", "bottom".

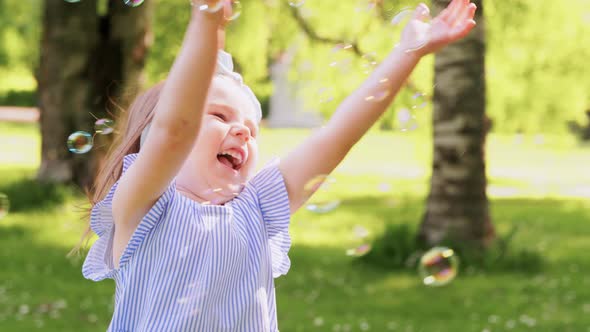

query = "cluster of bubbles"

[
  {"left": 294, "top": 1, "right": 432, "bottom": 131},
  {"left": 67, "top": 118, "right": 114, "bottom": 154},
  {"left": 60, "top": 0, "right": 456, "bottom": 288},
  {"left": 64, "top": 0, "right": 145, "bottom": 6},
  {"left": 301, "top": 175, "right": 458, "bottom": 286}
]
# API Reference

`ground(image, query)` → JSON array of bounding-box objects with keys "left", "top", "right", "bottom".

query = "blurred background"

[{"left": 1, "top": 0, "right": 589, "bottom": 331}]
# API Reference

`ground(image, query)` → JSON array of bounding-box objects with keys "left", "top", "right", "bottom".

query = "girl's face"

[{"left": 176, "top": 76, "right": 260, "bottom": 204}]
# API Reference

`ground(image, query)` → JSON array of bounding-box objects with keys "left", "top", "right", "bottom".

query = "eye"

[{"left": 212, "top": 112, "right": 226, "bottom": 121}]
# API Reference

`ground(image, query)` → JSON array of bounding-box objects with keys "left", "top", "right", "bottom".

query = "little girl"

[{"left": 81, "top": 0, "right": 476, "bottom": 330}]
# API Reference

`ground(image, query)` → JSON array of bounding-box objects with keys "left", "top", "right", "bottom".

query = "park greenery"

[
  {"left": 1, "top": 0, "right": 590, "bottom": 133},
  {"left": 1, "top": 122, "right": 590, "bottom": 330},
  {"left": 1, "top": 1, "right": 590, "bottom": 330}
]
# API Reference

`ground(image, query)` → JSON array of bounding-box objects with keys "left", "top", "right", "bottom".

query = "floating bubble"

[
  {"left": 365, "top": 89, "right": 390, "bottom": 103},
  {"left": 303, "top": 174, "right": 335, "bottom": 194},
  {"left": 396, "top": 108, "right": 418, "bottom": 132},
  {"left": 306, "top": 200, "right": 341, "bottom": 214},
  {"left": 226, "top": 1, "right": 242, "bottom": 20},
  {"left": 361, "top": 53, "right": 378, "bottom": 75},
  {"left": 331, "top": 43, "right": 353, "bottom": 53},
  {"left": 94, "top": 118, "right": 115, "bottom": 135},
  {"left": 353, "top": 225, "right": 369, "bottom": 239},
  {"left": 355, "top": 0, "right": 379, "bottom": 13},
  {"left": 390, "top": 8, "right": 413, "bottom": 26},
  {"left": 124, "top": 0, "right": 144, "bottom": 7},
  {"left": 411, "top": 92, "right": 428, "bottom": 109},
  {"left": 317, "top": 87, "right": 335, "bottom": 103},
  {"left": 192, "top": 0, "right": 224, "bottom": 13},
  {"left": 377, "top": 182, "right": 391, "bottom": 192},
  {"left": 419, "top": 246, "right": 459, "bottom": 286},
  {"left": 391, "top": 7, "right": 431, "bottom": 53},
  {"left": 346, "top": 243, "right": 372, "bottom": 257},
  {"left": 67, "top": 131, "right": 93, "bottom": 154},
  {"left": 328, "top": 43, "right": 354, "bottom": 72},
  {"left": 304, "top": 175, "right": 340, "bottom": 213},
  {"left": 288, "top": 0, "right": 304, "bottom": 7},
  {"left": 199, "top": 182, "right": 245, "bottom": 204},
  {"left": 0, "top": 193, "right": 9, "bottom": 220}
]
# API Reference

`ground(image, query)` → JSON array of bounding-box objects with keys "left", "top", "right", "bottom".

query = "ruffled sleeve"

[
  {"left": 82, "top": 153, "right": 176, "bottom": 281},
  {"left": 249, "top": 157, "right": 292, "bottom": 278}
]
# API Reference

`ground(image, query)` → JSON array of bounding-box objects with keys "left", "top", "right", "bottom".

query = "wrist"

[
  {"left": 393, "top": 43, "right": 423, "bottom": 63},
  {"left": 191, "top": 1, "right": 225, "bottom": 25}
]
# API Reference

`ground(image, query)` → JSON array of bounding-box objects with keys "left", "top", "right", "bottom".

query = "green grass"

[{"left": 1, "top": 122, "right": 589, "bottom": 331}]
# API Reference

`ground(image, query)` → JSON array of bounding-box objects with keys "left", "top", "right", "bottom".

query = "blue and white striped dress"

[{"left": 82, "top": 153, "right": 291, "bottom": 331}]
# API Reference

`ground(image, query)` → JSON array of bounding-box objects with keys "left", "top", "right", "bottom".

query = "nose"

[{"left": 231, "top": 124, "right": 250, "bottom": 142}]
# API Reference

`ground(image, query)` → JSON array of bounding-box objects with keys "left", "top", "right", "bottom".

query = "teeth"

[{"left": 219, "top": 150, "right": 243, "bottom": 165}]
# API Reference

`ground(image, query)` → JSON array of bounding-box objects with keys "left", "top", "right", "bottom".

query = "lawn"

[{"left": 0, "top": 122, "right": 589, "bottom": 331}]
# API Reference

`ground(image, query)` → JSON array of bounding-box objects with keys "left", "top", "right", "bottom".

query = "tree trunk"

[
  {"left": 37, "top": 0, "right": 153, "bottom": 189},
  {"left": 418, "top": 0, "right": 495, "bottom": 249}
]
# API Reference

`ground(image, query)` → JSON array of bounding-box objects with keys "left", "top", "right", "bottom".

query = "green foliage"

[
  {"left": 486, "top": 0, "right": 590, "bottom": 133},
  {"left": 1, "top": 0, "right": 590, "bottom": 132},
  {"left": 0, "top": 175, "right": 73, "bottom": 213},
  {"left": 360, "top": 222, "right": 544, "bottom": 273},
  {"left": 0, "top": 89, "right": 36, "bottom": 107},
  {"left": 1, "top": 123, "right": 590, "bottom": 331},
  {"left": 0, "top": 0, "right": 40, "bottom": 69}
]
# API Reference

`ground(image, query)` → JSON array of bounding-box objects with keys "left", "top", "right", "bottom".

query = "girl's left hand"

[{"left": 400, "top": 0, "right": 477, "bottom": 57}]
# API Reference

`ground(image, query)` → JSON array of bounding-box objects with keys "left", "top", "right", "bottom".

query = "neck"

[{"left": 176, "top": 184, "right": 231, "bottom": 205}]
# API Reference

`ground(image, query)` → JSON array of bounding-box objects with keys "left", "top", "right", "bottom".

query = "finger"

[
  {"left": 453, "top": 3, "right": 476, "bottom": 31},
  {"left": 413, "top": 3, "right": 431, "bottom": 21},
  {"left": 438, "top": 0, "right": 459, "bottom": 24},
  {"left": 450, "top": 19, "right": 476, "bottom": 41},
  {"left": 455, "top": 2, "right": 476, "bottom": 26},
  {"left": 447, "top": 0, "right": 469, "bottom": 25},
  {"left": 223, "top": 0, "right": 233, "bottom": 17}
]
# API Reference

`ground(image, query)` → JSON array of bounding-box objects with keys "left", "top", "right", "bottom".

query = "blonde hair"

[{"left": 69, "top": 81, "right": 165, "bottom": 257}]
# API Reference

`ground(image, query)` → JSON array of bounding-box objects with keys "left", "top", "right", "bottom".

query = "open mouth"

[{"left": 216, "top": 150, "right": 244, "bottom": 171}]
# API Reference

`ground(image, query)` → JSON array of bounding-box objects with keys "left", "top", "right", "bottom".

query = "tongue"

[{"left": 218, "top": 155, "right": 234, "bottom": 169}]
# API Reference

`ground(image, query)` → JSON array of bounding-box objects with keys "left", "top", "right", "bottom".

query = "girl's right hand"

[{"left": 191, "top": 0, "right": 233, "bottom": 27}]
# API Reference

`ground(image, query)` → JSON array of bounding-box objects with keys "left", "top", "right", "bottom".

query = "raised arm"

[
  {"left": 112, "top": 2, "right": 228, "bottom": 265},
  {"left": 279, "top": 0, "right": 477, "bottom": 213}
]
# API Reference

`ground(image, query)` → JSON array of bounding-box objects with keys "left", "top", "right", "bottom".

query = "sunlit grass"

[{"left": 0, "top": 122, "right": 589, "bottom": 331}]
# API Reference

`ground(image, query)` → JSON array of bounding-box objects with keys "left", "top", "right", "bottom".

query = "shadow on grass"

[
  {"left": 0, "top": 176, "right": 78, "bottom": 213},
  {"left": 332, "top": 195, "right": 590, "bottom": 275}
]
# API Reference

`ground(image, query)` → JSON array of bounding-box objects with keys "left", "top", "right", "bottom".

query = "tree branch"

[{"left": 287, "top": 3, "right": 428, "bottom": 100}]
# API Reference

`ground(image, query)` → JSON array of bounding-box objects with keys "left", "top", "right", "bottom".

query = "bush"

[{"left": 360, "top": 223, "right": 544, "bottom": 274}]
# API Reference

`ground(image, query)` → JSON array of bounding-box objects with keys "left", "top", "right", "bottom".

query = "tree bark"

[
  {"left": 418, "top": 0, "right": 495, "bottom": 249},
  {"left": 37, "top": 0, "right": 153, "bottom": 189}
]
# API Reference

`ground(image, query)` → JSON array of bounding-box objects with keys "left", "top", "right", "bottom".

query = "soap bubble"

[
  {"left": 94, "top": 118, "right": 115, "bottom": 135},
  {"left": 124, "top": 0, "right": 144, "bottom": 7},
  {"left": 67, "top": 131, "right": 93, "bottom": 154},
  {"left": 419, "top": 246, "right": 459, "bottom": 286}
]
